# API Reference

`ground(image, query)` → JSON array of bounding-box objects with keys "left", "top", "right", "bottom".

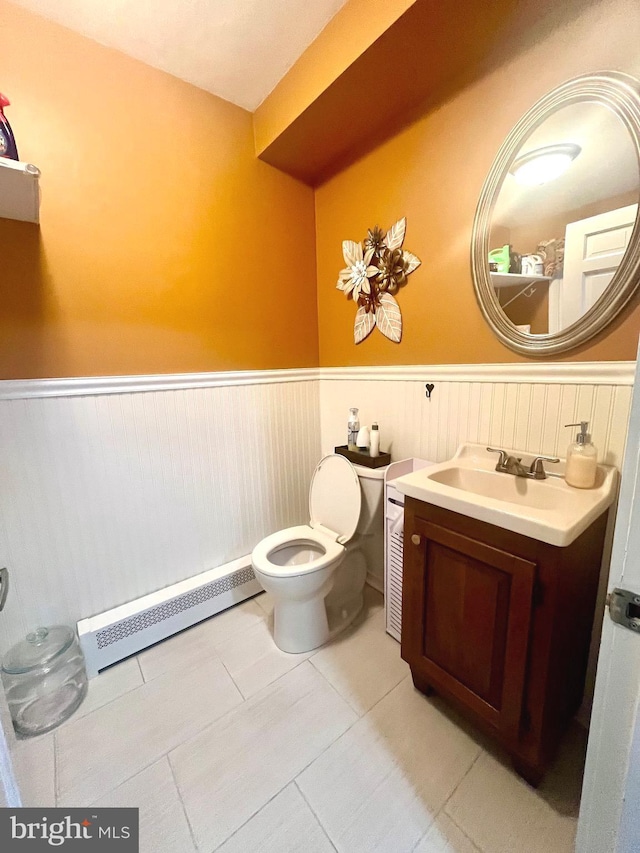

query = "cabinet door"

[{"left": 403, "top": 519, "right": 535, "bottom": 742}]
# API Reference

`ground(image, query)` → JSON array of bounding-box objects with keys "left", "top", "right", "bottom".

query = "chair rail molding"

[{"left": 0, "top": 361, "right": 633, "bottom": 399}]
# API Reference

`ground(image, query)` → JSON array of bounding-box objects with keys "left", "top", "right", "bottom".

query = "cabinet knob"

[{"left": 411, "top": 534, "right": 421, "bottom": 546}]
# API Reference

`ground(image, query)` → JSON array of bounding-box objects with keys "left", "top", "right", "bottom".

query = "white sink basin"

[{"left": 395, "top": 443, "right": 617, "bottom": 546}]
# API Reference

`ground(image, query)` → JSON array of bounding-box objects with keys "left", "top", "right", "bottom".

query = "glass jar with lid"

[{"left": 1, "top": 626, "right": 88, "bottom": 737}]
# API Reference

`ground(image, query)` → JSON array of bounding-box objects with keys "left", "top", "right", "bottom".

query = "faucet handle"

[
  {"left": 486, "top": 447, "right": 508, "bottom": 469},
  {"left": 529, "top": 455, "right": 560, "bottom": 477}
]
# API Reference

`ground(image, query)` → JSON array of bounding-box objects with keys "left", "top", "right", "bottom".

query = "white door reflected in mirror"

[{"left": 553, "top": 203, "right": 638, "bottom": 332}]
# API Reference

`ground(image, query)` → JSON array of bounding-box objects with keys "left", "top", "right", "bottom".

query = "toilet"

[{"left": 251, "top": 454, "right": 385, "bottom": 653}]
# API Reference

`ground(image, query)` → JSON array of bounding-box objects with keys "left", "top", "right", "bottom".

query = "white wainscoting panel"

[
  {"left": 319, "top": 377, "right": 632, "bottom": 469},
  {"left": 0, "top": 380, "right": 320, "bottom": 654},
  {"left": 0, "top": 363, "right": 633, "bottom": 660}
]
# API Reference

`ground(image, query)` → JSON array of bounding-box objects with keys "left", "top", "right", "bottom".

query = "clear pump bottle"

[
  {"left": 564, "top": 421, "right": 598, "bottom": 489},
  {"left": 347, "top": 408, "right": 360, "bottom": 451}
]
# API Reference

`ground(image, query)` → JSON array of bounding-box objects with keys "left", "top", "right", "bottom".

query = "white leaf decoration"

[
  {"left": 403, "top": 250, "right": 421, "bottom": 274},
  {"left": 384, "top": 217, "right": 407, "bottom": 250},
  {"left": 354, "top": 306, "right": 376, "bottom": 344},
  {"left": 376, "top": 293, "right": 402, "bottom": 343},
  {"left": 342, "top": 240, "right": 361, "bottom": 267}
]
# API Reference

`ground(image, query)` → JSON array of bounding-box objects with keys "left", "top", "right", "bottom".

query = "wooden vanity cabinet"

[{"left": 401, "top": 496, "right": 608, "bottom": 785}]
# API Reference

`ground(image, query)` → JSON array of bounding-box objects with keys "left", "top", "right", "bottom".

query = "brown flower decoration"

[
  {"left": 377, "top": 248, "right": 407, "bottom": 292},
  {"left": 336, "top": 217, "right": 421, "bottom": 345},
  {"left": 364, "top": 225, "right": 387, "bottom": 255},
  {"left": 358, "top": 290, "right": 380, "bottom": 314}
]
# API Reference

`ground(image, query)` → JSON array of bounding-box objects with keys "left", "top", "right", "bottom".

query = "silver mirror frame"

[{"left": 471, "top": 71, "right": 640, "bottom": 356}]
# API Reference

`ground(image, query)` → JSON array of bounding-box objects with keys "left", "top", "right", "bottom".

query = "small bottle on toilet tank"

[
  {"left": 348, "top": 408, "right": 360, "bottom": 450},
  {"left": 369, "top": 423, "right": 380, "bottom": 457}
]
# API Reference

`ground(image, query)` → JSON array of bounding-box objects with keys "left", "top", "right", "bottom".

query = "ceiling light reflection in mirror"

[{"left": 510, "top": 143, "right": 582, "bottom": 186}]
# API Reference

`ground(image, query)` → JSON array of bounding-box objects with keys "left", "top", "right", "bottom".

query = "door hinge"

[{"left": 606, "top": 588, "right": 640, "bottom": 633}]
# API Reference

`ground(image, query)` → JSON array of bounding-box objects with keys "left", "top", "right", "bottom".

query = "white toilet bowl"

[
  {"left": 252, "top": 525, "right": 345, "bottom": 652},
  {"left": 252, "top": 454, "right": 376, "bottom": 654}
]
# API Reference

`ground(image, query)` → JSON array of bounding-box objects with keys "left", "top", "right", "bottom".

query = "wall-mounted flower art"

[{"left": 336, "top": 217, "right": 421, "bottom": 344}]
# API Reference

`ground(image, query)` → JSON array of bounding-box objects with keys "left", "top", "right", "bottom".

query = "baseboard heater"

[{"left": 77, "top": 555, "right": 262, "bottom": 677}]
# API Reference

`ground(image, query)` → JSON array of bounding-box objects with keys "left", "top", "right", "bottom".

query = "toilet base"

[
  {"left": 273, "top": 589, "right": 364, "bottom": 654},
  {"left": 271, "top": 547, "right": 368, "bottom": 654},
  {"left": 273, "top": 577, "right": 333, "bottom": 653}
]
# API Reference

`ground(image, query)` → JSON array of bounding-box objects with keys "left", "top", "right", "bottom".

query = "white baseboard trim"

[{"left": 0, "top": 361, "right": 633, "bottom": 400}]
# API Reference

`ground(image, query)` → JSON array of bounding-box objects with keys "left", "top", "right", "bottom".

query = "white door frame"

[
  {"left": 577, "top": 346, "right": 640, "bottom": 852},
  {"left": 0, "top": 724, "right": 20, "bottom": 808},
  {"left": 0, "top": 675, "right": 20, "bottom": 808}
]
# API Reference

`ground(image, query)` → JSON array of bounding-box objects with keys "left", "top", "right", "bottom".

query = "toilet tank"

[{"left": 352, "top": 463, "right": 387, "bottom": 535}]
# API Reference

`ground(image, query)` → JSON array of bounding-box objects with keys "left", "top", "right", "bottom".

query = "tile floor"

[{"left": 12, "top": 587, "right": 585, "bottom": 852}]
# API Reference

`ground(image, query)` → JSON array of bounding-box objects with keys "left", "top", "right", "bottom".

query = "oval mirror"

[{"left": 471, "top": 72, "right": 640, "bottom": 356}]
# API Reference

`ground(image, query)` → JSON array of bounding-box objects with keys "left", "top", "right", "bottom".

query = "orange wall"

[
  {"left": 4, "top": 0, "right": 640, "bottom": 379},
  {"left": 0, "top": 1, "right": 318, "bottom": 379},
  {"left": 315, "top": 0, "right": 640, "bottom": 365}
]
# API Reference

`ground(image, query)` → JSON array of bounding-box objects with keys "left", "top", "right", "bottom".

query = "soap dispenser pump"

[{"left": 564, "top": 421, "right": 597, "bottom": 489}]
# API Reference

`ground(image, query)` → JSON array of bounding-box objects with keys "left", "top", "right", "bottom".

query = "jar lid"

[{"left": 2, "top": 626, "right": 75, "bottom": 674}]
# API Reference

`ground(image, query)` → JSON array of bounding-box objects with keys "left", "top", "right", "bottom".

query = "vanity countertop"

[{"left": 395, "top": 442, "right": 617, "bottom": 546}]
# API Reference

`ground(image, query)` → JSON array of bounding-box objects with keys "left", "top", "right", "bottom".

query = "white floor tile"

[
  {"left": 56, "top": 656, "right": 242, "bottom": 807},
  {"left": 414, "top": 813, "right": 480, "bottom": 853},
  {"left": 138, "top": 600, "right": 265, "bottom": 682},
  {"left": 444, "top": 752, "right": 577, "bottom": 853},
  {"left": 297, "top": 677, "right": 482, "bottom": 853},
  {"left": 12, "top": 733, "right": 56, "bottom": 807},
  {"left": 216, "top": 783, "right": 334, "bottom": 853},
  {"left": 70, "top": 657, "right": 143, "bottom": 723},
  {"left": 91, "top": 758, "right": 196, "bottom": 853},
  {"left": 310, "top": 619, "right": 408, "bottom": 715},
  {"left": 170, "top": 661, "right": 357, "bottom": 851},
  {"left": 36, "top": 583, "right": 586, "bottom": 853},
  {"left": 215, "top": 618, "right": 312, "bottom": 698}
]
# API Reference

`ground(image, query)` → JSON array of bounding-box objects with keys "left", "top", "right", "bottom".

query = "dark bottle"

[{"left": 0, "top": 93, "right": 19, "bottom": 161}]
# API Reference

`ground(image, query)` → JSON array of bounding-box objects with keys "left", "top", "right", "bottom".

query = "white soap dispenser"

[{"left": 564, "top": 421, "right": 598, "bottom": 489}]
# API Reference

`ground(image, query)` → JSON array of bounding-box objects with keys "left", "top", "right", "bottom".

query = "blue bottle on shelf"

[{"left": 0, "top": 93, "right": 19, "bottom": 161}]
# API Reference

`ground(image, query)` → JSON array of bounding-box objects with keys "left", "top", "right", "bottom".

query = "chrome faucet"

[{"left": 486, "top": 447, "right": 560, "bottom": 480}]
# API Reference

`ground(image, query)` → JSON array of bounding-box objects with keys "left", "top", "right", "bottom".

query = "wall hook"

[{"left": 425, "top": 383, "right": 435, "bottom": 401}]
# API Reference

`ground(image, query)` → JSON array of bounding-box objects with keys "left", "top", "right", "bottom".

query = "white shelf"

[
  {"left": 490, "top": 272, "right": 551, "bottom": 288},
  {"left": 0, "top": 158, "right": 40, "bottom": 223}
]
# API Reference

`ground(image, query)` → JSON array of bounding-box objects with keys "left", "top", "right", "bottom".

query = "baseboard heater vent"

[{"left": 78, "top": 555, "right": 261, "bottom": 677}]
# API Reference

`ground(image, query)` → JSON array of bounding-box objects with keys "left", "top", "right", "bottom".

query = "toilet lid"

[{"left": 309, "top": 454, "right": 361, "bottom": 543}]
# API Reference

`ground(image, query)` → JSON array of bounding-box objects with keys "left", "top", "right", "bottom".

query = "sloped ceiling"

[{"left": 8, "top": 0, "right": 348, "bottom": 110}]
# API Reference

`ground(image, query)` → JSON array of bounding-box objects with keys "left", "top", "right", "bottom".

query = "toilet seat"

[
  {"left": 252, "top": 525, "right": 344, "bottom": 578},
  {"left": 309, "top": 454, "right": 361, "bottom": 544}
]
